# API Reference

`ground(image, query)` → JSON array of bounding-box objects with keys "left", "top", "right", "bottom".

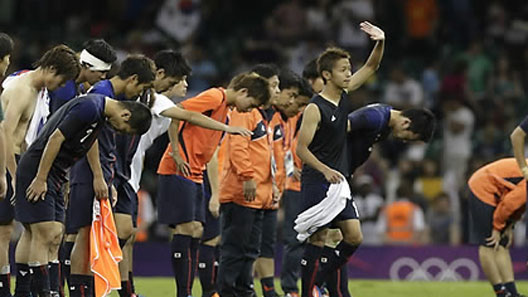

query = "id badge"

[{"left": 285, "top": 150, "right": 294, "bottom": 177}]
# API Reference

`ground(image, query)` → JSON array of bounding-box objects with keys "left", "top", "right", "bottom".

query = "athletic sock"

[
  {"left": 190, "top": 238, "right": 200, "bottom": 291},
  {"left": 198, "top": 244, "right": 216, "bottom": 297},
  {"left": 170, "top": 234, "right": 192, "bottom": 297},
  {"left": 315, "top": 242, "right": 358, "bottom": 287},
  {"left": 504, "top": 282, "right": 518, "bottom": 296},
  {"left": 61, "top": 241, "right": 74, "bottom": 290},
  {"left": 49, "top": 261, "right": 60, "bottom": 296},
  {"left": 14, "top": 264, "right": 31, "bottom": 297},
  {"left": 0, "top": 272, "right": 10, "bottom": 297},
  {"left": 69, "top": 274, "right": 93, "bottom": 297},
  {"left": 128, "top": 271, "right": 135, "bottom": 294},
  {"left": 301, "top": 244, "right": 323, "bottom": 297},
  {"left": 493, "top": 283, "right": 507, "bottom": 297},
  {"left": 260, "top": 277, "right": 277, "bottom": 297},
  {"left": 118, "top": 280, "right": 133, "bottom": 297},
  {"left": 31, "top": 264, "right": 50, "bottom": 296}
]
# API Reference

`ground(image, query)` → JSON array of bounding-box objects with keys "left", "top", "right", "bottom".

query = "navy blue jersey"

[
  {"left": 70, "top": 80, "right": 117, "bottom": 184},
  {"left": 114, "top": 134, "right": 141, "bottom": 186},
  {"left": 347, "top": 103, "right": 392, "bottom": 173},
  {"left": 49, "top": 80, "right": 87, "bottom": 114},
  {"left": 301, "top": 93, "right": 352, "bottom": 183},
  {"left": 19, "top": 94, "right": 106, "bottom": 183}
]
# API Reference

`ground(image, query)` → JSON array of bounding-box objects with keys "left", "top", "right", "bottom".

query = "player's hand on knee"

[
  {"left": 323, "top": 168, "right": 344, "bottom": 184},
  {"left": 26, "top": 177, "right": 47, "bottom": 202},
  {"left": 227, "top": 126, "right": 253, "bottom": 137},
  {"left": 93, "top": 177, "right": 109, "bottom": 199},
  {"left": 486, "top": 229, "right": 501, "bottom": 250},
  {"left": 0, "top": 175, "right": 6, "bottom": 200},
  {"left": 243, "top": 179, "right": 257, "bottom": 202}
]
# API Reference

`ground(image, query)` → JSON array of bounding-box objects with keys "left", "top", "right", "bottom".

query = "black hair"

[
  {"left": 119, "top": 101, "right": 152, "bottom": 135},
  {"left": 251, "top": 63, "right": 279, "bottom": 79},
  {"left": 401, "top": 108, "right": 436, "bottom": 142},
  {"left": 117, "top": 55, "right": 156, "bottom": 84},
  {"left": 279, "top": 69, "right": 302, "bottom": 91},
  {"left": 230, "top": 72, "right": 271, "bottom": 105},
  {"left": 0, "top": 33, "right": 13, "bottom": 59},
  {"left": 83, "top": 39, "right": 117, "bottom": 64},
  {"left": 302, "top": 58, "right": 319, "bottom": 80},
  {"left": 317, "top": 47, "right": 350, "bottom": 83},
  {"left": 33, "top": 44, "right": 81, "bottom": 80},
  {"left": 154, "top": 50, "right": 192, "bottom": 78},
  {"left": 298, "top": 78, "right": 314, "bottom": 98}
]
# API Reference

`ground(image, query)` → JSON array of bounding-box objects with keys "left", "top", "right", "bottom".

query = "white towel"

[
  {"left": 25, "top": 88, "right": 50, "bottom": 147},
  {"left": 294, "top": 180, "right": 352, "bottom": 242}
]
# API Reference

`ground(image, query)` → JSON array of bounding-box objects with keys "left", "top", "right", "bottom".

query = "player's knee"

[
  {"left": 174, "top": 222, "right": 195, "bottom": 235},
  {"left": 343, "top": 230, "right": 362, "bottom": 246},
  {"left": 193, "top": 222, "right": 204, "bottom": 238}
]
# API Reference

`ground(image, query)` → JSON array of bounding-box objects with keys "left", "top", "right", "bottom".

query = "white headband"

[{"left": 79, "top": 49, "right": 112, "bottom": 71}]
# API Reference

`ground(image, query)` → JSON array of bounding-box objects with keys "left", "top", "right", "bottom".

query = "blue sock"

[
  {"left": 492, "top": 283, "right": 506, "bottom": 297},
  {"left": 198, "top": 244, "right": 216, "bottom": 297},
  {"left": 171, "top": 234, "right": 192, "bottom": 297},
  {"left": 301, "top": 244, "right": 323, "bottom": 297},
  {"left": 31, "top": 265, "right": 50, "bottom": 296},
  {"left": 49, "top": 261, "right": 60, "bottom": 295},
  {"left": 14, "top": 263, "right": 31, "bottom": 297}
]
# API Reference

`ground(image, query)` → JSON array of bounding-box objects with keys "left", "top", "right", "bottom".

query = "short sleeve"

[
  {"left": 181, "top": 88, "right": 223, "bottom": 113},
  {"left": 151, "top": 94, "right": 175, "bottom": 116},
  {"left": 58, "top": 100, "right": 100, "bottom": 140}
]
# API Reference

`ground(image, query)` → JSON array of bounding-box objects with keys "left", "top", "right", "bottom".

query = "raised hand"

[{"left": 360, "top": 21, "right": 385, "bottom": 41}]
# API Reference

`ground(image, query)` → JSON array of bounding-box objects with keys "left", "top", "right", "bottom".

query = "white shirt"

[
  {"left": 129, "top": 93, "right": 175, "bottom": 192},
  {"left": 383, "top": 79, "right": 424, "bottom": 108},
  {"left": 443, "top": 106, "right": 474, "bottom": 157}
]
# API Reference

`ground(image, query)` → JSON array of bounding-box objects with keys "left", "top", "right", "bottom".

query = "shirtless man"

[{"left": 0, "top": 44, "right": 80, "bottom": 297}]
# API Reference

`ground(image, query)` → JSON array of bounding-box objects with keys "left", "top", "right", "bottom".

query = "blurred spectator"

[
  {"left": 421, "top": 59, "right": 440, "bottom": 110},
  {"left": 414, "top": 159, "right": 443, "bottom": 202},
  {"left": 403, "top": 0, "right": 438, "bottom": 57},
  {"left": 473, "top": 120, "right": 508, "bottom": 161},
  {"left": 185, "top": 44, "right": 218, "bottom": 95},
  {"left": 459, "top": 40, "right": 493, "bottom": 101},
  {"left": 332, "top": 0, "right": 375, "bottom": 55},
  {"left": 441, "top": 98, "right": 474, "bottom": 189},
  {"left": 156, "top": 0, "right": 201, "bottom": 44},
  {"left": 352, "top": 175, "right": 384, "bottom": 245},
  {"left": 426, "top": 192, "right": 456, "bottom": 244},
  {"left": 265, "top": 0, "right": 307, "bottom": 46},
  {"left": 377, "top": 183, "right": 426, "bottom": 245},
  {"left": 491, "top": 55, "right": 524, "bottom": 104},
  {"left": 383, "top": 65, "right": 424, "bottom": 109}
]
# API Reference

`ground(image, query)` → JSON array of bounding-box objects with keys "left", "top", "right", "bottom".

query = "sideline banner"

[{"left": 123, "top": 243, "right": 528, "bottom": 280}]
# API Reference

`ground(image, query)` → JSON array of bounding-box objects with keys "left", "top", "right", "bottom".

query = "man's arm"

[
  {"left": 161, "top": 106, "right": 251, "bottom": 136},
  {"left": 347, "top": 22, "right": 385, "bottom": 92},
  {"left": 167, "top": 118, "right": 190, "bottom": 176},
  {"left": 510, "top": 126, "right": 528, "bottom": 179},
  {"left": 206, "top": 147, "right": 220, "bottom": 218},
  {"left": 26, "top": 129, "right": 65, "bottom": 202},
  {"left": 0, "top": 124, "right": 6, "bottom": 199},
  {"left": 2, "top": 88, "right": 29, "bottom": 180},
  {"left": 86, "top": 140, "right": 109, "bottom": 199},
  {"left": 296, "top": 104, "right": 343, "bottom": 184}
]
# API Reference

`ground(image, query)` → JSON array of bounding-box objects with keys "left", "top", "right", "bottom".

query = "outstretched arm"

[
  {"left": 347, "top": 21, "right": 385, "bottom": 92},
  {"left": 161, "top": 105, "right": 252, "bottom": 137}
]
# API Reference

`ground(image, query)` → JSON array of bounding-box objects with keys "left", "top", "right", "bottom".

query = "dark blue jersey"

[
  {"left": 49, "top": 80, "right": 87, "bottom": 114},
  {"left": 301, "top": 93, "right": 352, "bottom": 183},
  {"left": 114, "top": 133, "right": 141, "bottom": 186},
  {"left": 347, "top": 103, "right": 392, "bottom": 173},
  {"left": 19, "top": 94, "right": 106, "bottom": 183},
  {"left": 70, "top": 79, "right": 117, "bottom": 184},
  {"left": 519, "top": 115, "right": 528, "bottom": 133}
]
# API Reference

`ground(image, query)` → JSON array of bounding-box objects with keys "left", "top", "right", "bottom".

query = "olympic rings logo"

[{"left": 389, "top": 257, "right": 480, "bottom": 281}]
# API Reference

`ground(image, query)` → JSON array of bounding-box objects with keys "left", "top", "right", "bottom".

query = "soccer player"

[
  {"left": 157, "top": 72, "right": 270, "bottom": 297},
  {"left": 116, "top": 50, "right": 253, "bottom": 297},
  {"left": 67, "top": 55, "right": 155, "bottom": 297},
  {"left": 0, "top": 32, "right": 13, "bottom": 297},
  {"left": 12, "top": 93, "right": 151, "bottom": 297},
  {"left": 254, "top": 68, "right": 305, "bottom": 297},
  {"left": 49, "top": 38, "right": 116, "bottom": 297},
  {"left": 468, "top": 158, "right": 527, "bottom": 297},
  {"left": 295, "top": 21, "right": 385, "bottom": 297},
  {"left": 1, "top": 44, "right": 80, "bottom": 297},
  {"left": 280, "top": 79, "right": 313, "bottom": 297}
]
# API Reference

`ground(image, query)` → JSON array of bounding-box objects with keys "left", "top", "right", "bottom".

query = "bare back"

[{"left": 1, "top": 71, "right": 39, "bottom": 153}]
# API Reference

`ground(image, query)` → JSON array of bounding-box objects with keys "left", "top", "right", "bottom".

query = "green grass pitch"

[{"left": 105, "top": 278, "right": 528, "bottom": 297}]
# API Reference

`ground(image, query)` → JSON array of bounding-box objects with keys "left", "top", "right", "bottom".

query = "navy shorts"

[
  {"left": 114, "top": 181, "right": 138, "bottom": 228},
  {"left": 68, "top": 181, "right": 112, "bottom": 232},
  {"left": 202, "top": 173, "right": 220, "bottom": 241},
  {"left": 300, "top": 181, "right": 359, "bottom": 228},
  {"left": 0, "top": 170, "right": 15, "bottom": 224},
  {"left": 14, "top": 155, "right": 65, "bottom": 224},
  {"left": 468, "top": 190, "right": 510, "bottom": 247},
  {"left": 157, "top": 175, "right": 205, "bottom": 225},
  {"left": 259, "top": 209, "right": 278, "bottom": 258}
]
